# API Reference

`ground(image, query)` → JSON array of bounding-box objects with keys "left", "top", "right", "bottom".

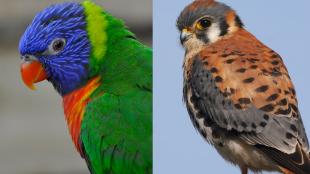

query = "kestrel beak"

[
  {"left": 180, "top": 28, "right": 193, "bottom": 44},
  {"left": 20, "top": 55, "right": 47, "bottom": 90}
]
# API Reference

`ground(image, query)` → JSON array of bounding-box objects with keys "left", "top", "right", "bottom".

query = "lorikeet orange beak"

[{"left": 21, "top": 60, "right": 47, "bottom": 90}]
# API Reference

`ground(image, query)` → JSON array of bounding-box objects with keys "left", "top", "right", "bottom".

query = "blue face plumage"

[{"left": 19, "top": 2, "right": 91, "bottom": 96}]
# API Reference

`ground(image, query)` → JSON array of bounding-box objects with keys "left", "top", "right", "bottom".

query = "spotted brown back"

[
  {"left": 185, "top": 28, "right": 309, "bottom": 155},
  {"left": 199, "top": 29, "right": 298, "bottom": 118}
]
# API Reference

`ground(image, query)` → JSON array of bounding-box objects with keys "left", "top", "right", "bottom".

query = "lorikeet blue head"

[{"left": 19, "top": 2, "right": 90, "bottom": 96}]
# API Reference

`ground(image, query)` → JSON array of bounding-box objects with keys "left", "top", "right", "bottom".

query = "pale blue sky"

[{"left": 153, "top": 1, "right": 310, "bottom": 173}]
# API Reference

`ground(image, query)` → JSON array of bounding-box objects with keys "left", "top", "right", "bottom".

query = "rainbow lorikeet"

[{"left": 19, "top": 1, "right": 152, "bottom": 174}]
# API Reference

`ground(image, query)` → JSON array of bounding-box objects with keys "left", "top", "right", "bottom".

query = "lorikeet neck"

[{"left": 63, "top": 76, "right": 101, "bottom": 154}]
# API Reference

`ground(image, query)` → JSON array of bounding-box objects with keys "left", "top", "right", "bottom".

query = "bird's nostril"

[{"left": 21, "top": 54, "right": 33, "bottom": 61}]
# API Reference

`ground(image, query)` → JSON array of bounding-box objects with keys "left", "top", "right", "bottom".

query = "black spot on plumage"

[
  {"left": 263, "top": 114, "right": 270, "bottom": 121},
  {"left": 286, "top": 133, "right": 294, "bottom": 139},
  {"left": 260, "top": 104, "right": 274, "bottom": 112},
  {"left": 266, "top": 93, "right": 279, "bottom": 101},
  {"left": 238, "top": 98, "right": 251, "bottom": 104},
  {"left": 236, "top": 68, "right": 246, "bottom": 73},
  {"left": 210, "top": 67, "right": 218, "bottom": 73},
  {"left": 262, "top": 69, "right": 268, "bottom": 74},
  {"left": 271, "top": 54, "right": 278, "bottom": 58},
  {"left": 243, "top": 77, "right": 255, "bottom": 83},
  {"left": 260, "top": 122, "right": 267, "bottom": 127},
  {"left": 196, "top": 111, "right": 204, "bottom": 119},
  {"left": 241, "top": 122, "right": 247, "bottom": 128},
  {"left": 292, "top": 112, "right": 298, "bottom": 118},
  {"left": 290, "top": 88, "right": 296, "bottom": 95},
  {"left": 225, "top": 59, "right": 235, "bottom": 64},
  {"left": 223, "top": 92, "right": 230, "bottom": 98},
  {"left": 248, "top": 58, "right": 260, "bottom": 63},
  {"left": 274, "top": 107, "right": 291, "bottom": 115},
  {"left": 234, "top": 104, "right": 242, "bottom": 110},
  {"left": 251, "top": 123, "right": 257, "bottom": 129},
  {"left": 212, "top": 129, "right": 220, "bottom": 139},
  {"left": 271, "top": 60, "right": 279, "bottom": 65},
  {"left": 271, "top": 70, "right": 282, "bottom": 77},
  {"left": 230, "top": 88, "right": 235, "bottom": 94},
  {"left": 250, "top": 65, "right": 258, "bottom": 69},
  {"left": 290, "top": 104, "right": 298, "bottom": 112},
  {"left": 215, "top": 76, "right": 223, "bottom": 83},
  {"left": 256, "top": 85, "right": 269, "bottom": 93},
  {"left": 290, "top": 124, "right": 298, "bottom": 132},
  {"left": 221, "top": 54, "right": 229, "bottom": 57}
]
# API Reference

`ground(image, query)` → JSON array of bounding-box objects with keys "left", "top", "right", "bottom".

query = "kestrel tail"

[{"left": 177, "top": 0, "right": 310, "bottom": 174}]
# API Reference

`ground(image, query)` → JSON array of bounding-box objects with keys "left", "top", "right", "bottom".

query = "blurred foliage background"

[{"left": 0, "top": 0, "right": 151, "bottom": 173}]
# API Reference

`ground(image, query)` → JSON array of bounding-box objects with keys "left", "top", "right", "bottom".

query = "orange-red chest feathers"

[{"left": 63, "top": 77, "right": 101, "bottom": 154}]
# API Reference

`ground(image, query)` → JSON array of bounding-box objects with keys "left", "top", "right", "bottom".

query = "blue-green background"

[{"left": 154, "top": 1, "right": 310, "bottom": 173}]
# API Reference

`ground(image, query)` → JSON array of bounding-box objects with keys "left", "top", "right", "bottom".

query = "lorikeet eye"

[
  {"left": 50, "top": 38, "right": 66, "bottom": 54},
  {"left": 196, "top": 17, "right": 211, "bottom": 30}
]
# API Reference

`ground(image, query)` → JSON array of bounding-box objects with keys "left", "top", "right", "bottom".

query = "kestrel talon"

[{"left": 177, "top": 0, "right": 310, "bottom": 174}]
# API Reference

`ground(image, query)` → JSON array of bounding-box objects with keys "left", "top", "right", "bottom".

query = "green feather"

[{"left": 80, "top": 1, "right": 152, "bottom": 174}]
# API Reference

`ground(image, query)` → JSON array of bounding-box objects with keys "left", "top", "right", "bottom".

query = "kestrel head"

[{"left": 177, "top": 0, "right": 243, "bottom": 48}]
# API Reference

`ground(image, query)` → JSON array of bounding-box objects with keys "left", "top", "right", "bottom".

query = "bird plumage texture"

[
  {"left": 19, "top": 1, "right": 152, "bottom": 174},
  {"left": 177, "top": 0, "right": 310, "bottom": 173}
]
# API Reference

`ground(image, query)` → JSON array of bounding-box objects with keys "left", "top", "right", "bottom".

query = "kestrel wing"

[{"left": 188, "top": 29, "right": 309, "bottom": 155}]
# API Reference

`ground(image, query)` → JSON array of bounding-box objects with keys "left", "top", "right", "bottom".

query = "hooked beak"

[
  {"left": 20, "top": 55, "right": 47, "bottom": 90},
  {"left": 180, "top": 28, "right": 193, "bottom": 44}
]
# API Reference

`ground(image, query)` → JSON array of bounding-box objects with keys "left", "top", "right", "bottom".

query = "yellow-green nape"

[{"left": 82, "top": 1, "right": 108, "bottom": 67}]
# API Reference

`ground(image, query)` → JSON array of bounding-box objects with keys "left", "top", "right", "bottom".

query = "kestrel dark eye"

[
  {"left": 52, "top": 39, "right": 65, "bottom": 52},
  {"left": 196, "top": 18, "right": 211, "bottom": 30}
]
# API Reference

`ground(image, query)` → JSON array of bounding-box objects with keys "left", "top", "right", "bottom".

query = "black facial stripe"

[
  {"left": 235, "top": 15, "right": 244, "bottom": 27},
  {"left": 196, "top": 32, "right": 209, "bottom": 43},
  {"left": 219, "top": 18, "right": 229, "bottom": 36}
]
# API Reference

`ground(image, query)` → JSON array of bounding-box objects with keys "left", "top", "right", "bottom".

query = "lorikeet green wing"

[{"left": 81, "top": 37, "right": 152, "bottom": 174}]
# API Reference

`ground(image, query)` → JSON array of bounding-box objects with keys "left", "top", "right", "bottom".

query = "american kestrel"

[{"left": 177, "top": 0, "right": 310, "bottom": 174}]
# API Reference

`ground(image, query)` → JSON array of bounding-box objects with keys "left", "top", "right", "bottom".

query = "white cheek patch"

[{"left": 207, "top": 23, "right": 221, "bottom": 43}]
